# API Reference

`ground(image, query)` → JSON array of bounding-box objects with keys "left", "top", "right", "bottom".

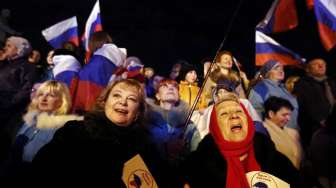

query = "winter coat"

[
  {"left": 15, "top": 112, "right": 83, "bottom": 162},
  {"left": 179, "top": 81, "right": 200, "bottom": 108},
  {"left": 293, "top": 75, "right": 336, "bottom": 147},
  {"left": 0, "top": 57, "right": 37, "bottom": 124},
  {"left": 32, "top": 112, "right": 171, "bottom": 187},
  {"left": 144, "top": 98, "right": 201, "bottom": 166},
  {"left": 182, "top": 133, "right": 301, "bottom": 188},
  {"left": 249, "top": 79, "right": 299, "bottom": 130}
]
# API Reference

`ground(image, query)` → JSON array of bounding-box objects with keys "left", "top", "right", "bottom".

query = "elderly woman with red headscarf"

[{"left": 182, "top": 93, "right": 301, "bottom": 188}]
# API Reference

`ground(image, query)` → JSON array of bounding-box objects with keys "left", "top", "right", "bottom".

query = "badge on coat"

[
  {"left": 246, "top": 171, "right": 290, "bottom": 188},
  {"left": 122, "top": 154, "right": 158, "bottom": 188}
]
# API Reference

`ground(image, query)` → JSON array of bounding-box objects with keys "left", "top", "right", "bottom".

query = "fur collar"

[{"left": 23, "top": 111, "right": 83, "bottom": 129}]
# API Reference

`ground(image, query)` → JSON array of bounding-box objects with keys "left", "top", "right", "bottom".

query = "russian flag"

[
  {"left": 314, "top": 0, "right": 336, "bottom": 51},
  {"left": 82, "top": 0, "right": 103, "bottom": 53},
  {"left": 42, "top": 16, "right": 79, "bottom": 49},
  {"left": 72, "top": 44, "right": 126, "bottom": 112},
  {"left": 257, "top": 0, "right": 298, "bottom": 33},
  {"left": 52, "top": 55, "right": 81, "bottom": 99},
  {"left": 125, "top": 57, "right": 144, "bottom": 78},
  {"left": 256, "top": 30, "right": 305, "bottom": 66}
]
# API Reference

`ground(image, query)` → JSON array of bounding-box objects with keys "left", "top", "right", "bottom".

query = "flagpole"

[{"left": 183, "top": 0, "right": 246, "bottom": 130}]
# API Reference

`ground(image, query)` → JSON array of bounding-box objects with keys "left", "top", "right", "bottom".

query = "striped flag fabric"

[
  {"left": 72, "top": 43, "right": 126, "bottom": 112},
  {"left": 257, "top": 0, "right": 298, "bottom": 33},
  {"left": 82, "top": 0, "right": 103, "bottom": 54},
  {"left": 314, "top": 0, "right": 336, "bottom": 51},
  {"left": 42, "top": 16, "right": 79, "bottom": 49},
  {"left": 255, "top": 30, "right": 305, "bottom": 66}
]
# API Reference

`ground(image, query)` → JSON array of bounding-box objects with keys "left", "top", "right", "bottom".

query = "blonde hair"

[
  {"left": 28, "top": 80, "right": 71, "bottom": 115},
  {"left": 285, "top": 76, "right": 300, "bottom": 94}
]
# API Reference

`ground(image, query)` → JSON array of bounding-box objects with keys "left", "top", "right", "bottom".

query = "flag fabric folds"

[
  {"left": 52, "top": 55, "right": 81, "bottom": 87},
  {"left": 257, "top": 0, "right": 298, "bottom": 33},
  {"left": 255, "top": 31, "right": 305, "bottom": 66},
  {"left": 125, "top": 57, "right": 144, "bottom": 78},
  {"left": 82, "top": 0, "right": 103, "bottom": 52},
  {"left": 42, "top": 16, "right": 79, "bottom": 49},
  {"left": 314, "top": 0, "right": 336, "bottom": 51},
  {"left": 72, "top": 43, "right": 126, "bottom": 112}
]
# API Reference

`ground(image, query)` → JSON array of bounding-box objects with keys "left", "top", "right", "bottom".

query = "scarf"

[
  {"left": 263, "top": 119, "right": 302, "bottom": 169},
  {"left": 210, "top": 103, "right": 260, "bottom": 188},
  {"left": 309, "top": 75, "right": 335, "bottom": 112}
]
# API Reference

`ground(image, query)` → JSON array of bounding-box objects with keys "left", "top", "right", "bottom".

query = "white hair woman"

[{"left": 182, "top": 93, "right": 301, "bottom": 187}]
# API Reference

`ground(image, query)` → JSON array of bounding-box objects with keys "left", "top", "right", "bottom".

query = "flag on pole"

[
  {"left": 257, "top": 0, "right": 298, "bottom": 33},
  {"left": 314, "top": 0, "right": 336, "bottom": 51},
  {"left": 82, "top": 0, "right": 103, "bottom": 54},
  {"left": 42, "top": 16, "right": 79, "bottom": 49},
  {"left": 255, "top": 30, "right": 305, "bottom": 66}
]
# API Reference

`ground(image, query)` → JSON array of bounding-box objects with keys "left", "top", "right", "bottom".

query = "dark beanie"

[{"left": 175, "top": 60, "right": 195, "bottom": 83}]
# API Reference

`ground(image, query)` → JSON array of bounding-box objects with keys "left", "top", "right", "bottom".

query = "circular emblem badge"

[
  {"left": 250, "top": 171, "right": 278, "bottom": 188},
  {"left": 127, "top": 169, "right": 154, "bottom": 188}
]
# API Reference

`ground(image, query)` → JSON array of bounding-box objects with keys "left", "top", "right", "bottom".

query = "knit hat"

[
  {"left": 175, "top": 60, "right": 195, "bottom": 83},
  {"left": 259, "top": 60, "right": 281, "bottom": 78},
  {"left": 7, "top": 36, "right": 32, "bottom": 58}
]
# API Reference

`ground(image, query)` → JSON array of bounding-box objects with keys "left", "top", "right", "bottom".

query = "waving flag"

[
  {"left": 82, "top": 0, "right": 103, "bottom": 54},
  {"left": 52, "top": 54, "right": 81, "bottom": 99},
  {"left": 256, "top": 31, "right": 305, "bottom": 66},
  {"left": 257, "top": 0, "right": 298, "bottom": 33},
  {"left": 72, "top": 44, "right": 126, "bottom": 112},
  {"left": 314, "top": 0, "right": 336, "bottom": 51},
  {"left": 42, "top": 16, "right": 79, "bottom": 49},
  {"left": 52, "top": 55, "right": 81, "bottom": 87}
]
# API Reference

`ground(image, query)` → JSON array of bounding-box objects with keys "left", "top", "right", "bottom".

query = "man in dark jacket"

[
  {"left": 293, "top": 58, "right": 336, "bottom": 150},
  {"left": 0, "top": 36, "right": 37, "bottom": 161}
]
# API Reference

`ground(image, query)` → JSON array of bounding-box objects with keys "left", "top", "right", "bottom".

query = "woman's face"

[
  {"left": 268, "top": 64, "right": 285, "bottom": 82},
  {"left": 37, "top": 89, "right": 62, "bottom": 113},
  {"left": 47, "top": 50, "right": 54, "bottom": 65},
  {"left": 185, "top": 70, "right": 197, "bottom": 83},
  {"left": 216, "top": 100, "right": 248, "bottom": 142},
  {"left": 105, "top": 83, "right": 140, "bottom": 127},
  {"left": 218, "top": 54, "right": 233, "bottom": 69},
  {"left": 3, "top": 40, "right": 18, "bottom": 60}
]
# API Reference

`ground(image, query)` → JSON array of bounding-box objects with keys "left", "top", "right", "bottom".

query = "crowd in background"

[{"left": 0, "top": 27, "right": 335, "bottom": 187}]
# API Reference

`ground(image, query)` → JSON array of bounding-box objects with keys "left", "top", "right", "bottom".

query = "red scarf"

[{"left": 209, "top": 103, "right": 260, "bottom": 188}]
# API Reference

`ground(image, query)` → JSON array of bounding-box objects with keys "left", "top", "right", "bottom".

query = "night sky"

[{"left": 2, "top": 0, "right": 335, "bottom": 77}]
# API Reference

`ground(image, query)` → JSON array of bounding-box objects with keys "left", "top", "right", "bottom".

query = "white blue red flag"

[
  {"left": 42, "top": 16, "right": 79, "bottom": 49},
  {"left": 257, "top": 0, "right": 298, "bottom": 33},
  {"left": 314, "top": 0, "right": 336, "bottom": 51},
  {"left": 72, "top": 44, "right": 126, "bottom": 112},
  {"left": 125, "top": 57, "right": 144, "bottom": 78},
  {"left": 255, "top": 30, "right": 305, "bottom": 66},
  {"left": 82, "top": 0, "right": 103, "bottom": 53}
]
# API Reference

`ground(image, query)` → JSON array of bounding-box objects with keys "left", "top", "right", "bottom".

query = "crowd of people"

[{"left": 0, "top": 31, "right": 335, "bottom": 188}]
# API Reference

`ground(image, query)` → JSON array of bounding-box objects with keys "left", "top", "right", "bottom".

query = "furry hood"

[
  {"left": 145, "top": 98, "right": 190, "bottom": 128},
  {"left": 23, "top": 111, "right": 83, "bottom": 129}
]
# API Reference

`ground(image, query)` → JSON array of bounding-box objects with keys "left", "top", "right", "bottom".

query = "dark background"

[{"left": 1, "top": 0, "right": 335, "bottom": 78}]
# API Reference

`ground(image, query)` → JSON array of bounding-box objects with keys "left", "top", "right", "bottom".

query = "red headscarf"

[{"left": 209, "top": 103, "right": 260, "bottom": 188}]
